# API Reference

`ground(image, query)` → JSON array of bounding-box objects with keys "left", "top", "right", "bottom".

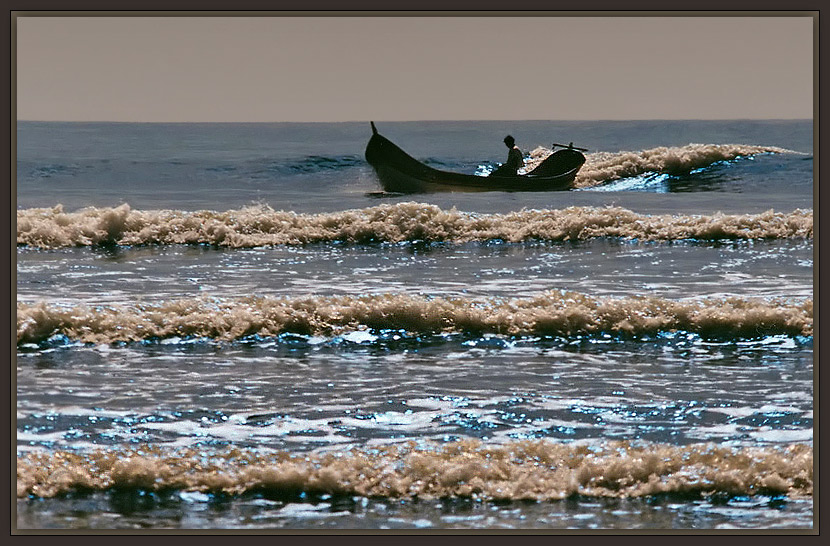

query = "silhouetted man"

[{"left": 490, "top": 135, "right": 524, "bottom": 177}]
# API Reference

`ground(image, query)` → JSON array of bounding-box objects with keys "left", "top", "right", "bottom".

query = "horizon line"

[{"left": 16, "top": 118, "right": 814, "bottom": 124}]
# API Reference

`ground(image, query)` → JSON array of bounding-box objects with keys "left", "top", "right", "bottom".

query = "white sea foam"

[
  {"left": 16, "top": 202, "right": 813, "bottom": 249},
  {"left": 17, "top": 440, "right": 812, "bottom": 500},
  {"left": 16, "top": 292, "right": 813, "bottom": 345}
]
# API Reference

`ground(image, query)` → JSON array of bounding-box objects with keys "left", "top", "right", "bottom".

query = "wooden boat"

[{"left": 364, "top": 122, "right": 586, "bottom": 193}]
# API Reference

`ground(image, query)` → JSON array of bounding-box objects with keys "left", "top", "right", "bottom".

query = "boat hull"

[
  {"left": 372, "top": 163, "right": 578, "bottom": 193},
  {"left": 364, "top": 124, "right": 585, "bottom": 193}
]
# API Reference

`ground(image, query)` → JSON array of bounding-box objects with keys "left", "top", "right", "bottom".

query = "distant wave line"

[{"left": 525, "top": 143, "right": 798, "bottom": 188}]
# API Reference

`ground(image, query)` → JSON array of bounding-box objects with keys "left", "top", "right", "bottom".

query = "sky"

[{"left": 15, "top": 15, "right": 814, "bottom": 122}]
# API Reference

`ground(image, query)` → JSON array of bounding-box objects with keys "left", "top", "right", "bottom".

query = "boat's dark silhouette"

[{"left": 364, "top": 122, "right": 586, "bottom": 193}]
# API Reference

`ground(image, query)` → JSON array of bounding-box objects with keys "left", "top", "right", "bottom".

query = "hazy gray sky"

[{"left": 16, "top": 15, "right": 814, "bottom": 122}]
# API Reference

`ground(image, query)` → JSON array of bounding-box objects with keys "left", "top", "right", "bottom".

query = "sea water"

[{"left": 15, "top": 120, "right": 813, "bottom": 530}]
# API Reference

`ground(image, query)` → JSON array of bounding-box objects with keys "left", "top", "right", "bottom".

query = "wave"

[
  {"left": 16, "top": 203, "right": 813, "bottom": 249},
  {"left": 255, "top": 154, "right": 364, "bottom": 176},
  {"left": 26, "top": 163, "right": 80, "bottom": 179},
  {"left": 526, "top": 143, "right": 795, "bottom": 188},
  {"left": 16, "top": 292, "right": 812, "bottom": 346},
  {"left": 16, "top": 440, "right": 812, "bottom": 500}
]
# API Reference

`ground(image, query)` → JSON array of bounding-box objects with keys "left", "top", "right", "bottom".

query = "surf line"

[
  {"left": 17, "top": 203, "right": 813, "bottom": 248},
  {"left": 17, "top": 292, "right": 813, "bottom": 346}
]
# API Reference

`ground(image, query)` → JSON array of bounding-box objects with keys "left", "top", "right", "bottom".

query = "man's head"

[{"left": 503, "top": 135, "right": 515, "bottom": 148}]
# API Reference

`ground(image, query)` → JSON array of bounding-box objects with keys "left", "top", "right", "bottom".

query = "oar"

[{"left": 552, "top": 142, "right": 589, "bottom": 152}]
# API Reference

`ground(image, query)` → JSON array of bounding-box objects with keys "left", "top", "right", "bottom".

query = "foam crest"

[
  {"left": 16, "top": 440, "right": 812, "bottom": 500},
  {"left": 16, "top": 293, "right": 812, "bottom": 346},
  {"left": 16, "top": 203, "right": 813, "bottom": 249},
  {"left": 527, "top": 143, "right": 793, "bottom": 188}
]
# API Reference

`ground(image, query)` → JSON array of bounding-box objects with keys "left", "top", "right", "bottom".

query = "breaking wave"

[
  {"left": 526, "top": 143, "right": 795, "bottom": 188},
  {"left": 16, "top": 292, "right": 812, "bottom": 346},
  {"left": 16, "top": 203, "right": 813, "bottom": 249},
  {"left": 17, "top": 440, "right": 812, "bottom": 500}
]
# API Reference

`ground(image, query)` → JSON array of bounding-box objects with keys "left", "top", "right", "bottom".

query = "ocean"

[{"left": 15, "top": 119, "right": 814, "bottom": 530}]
